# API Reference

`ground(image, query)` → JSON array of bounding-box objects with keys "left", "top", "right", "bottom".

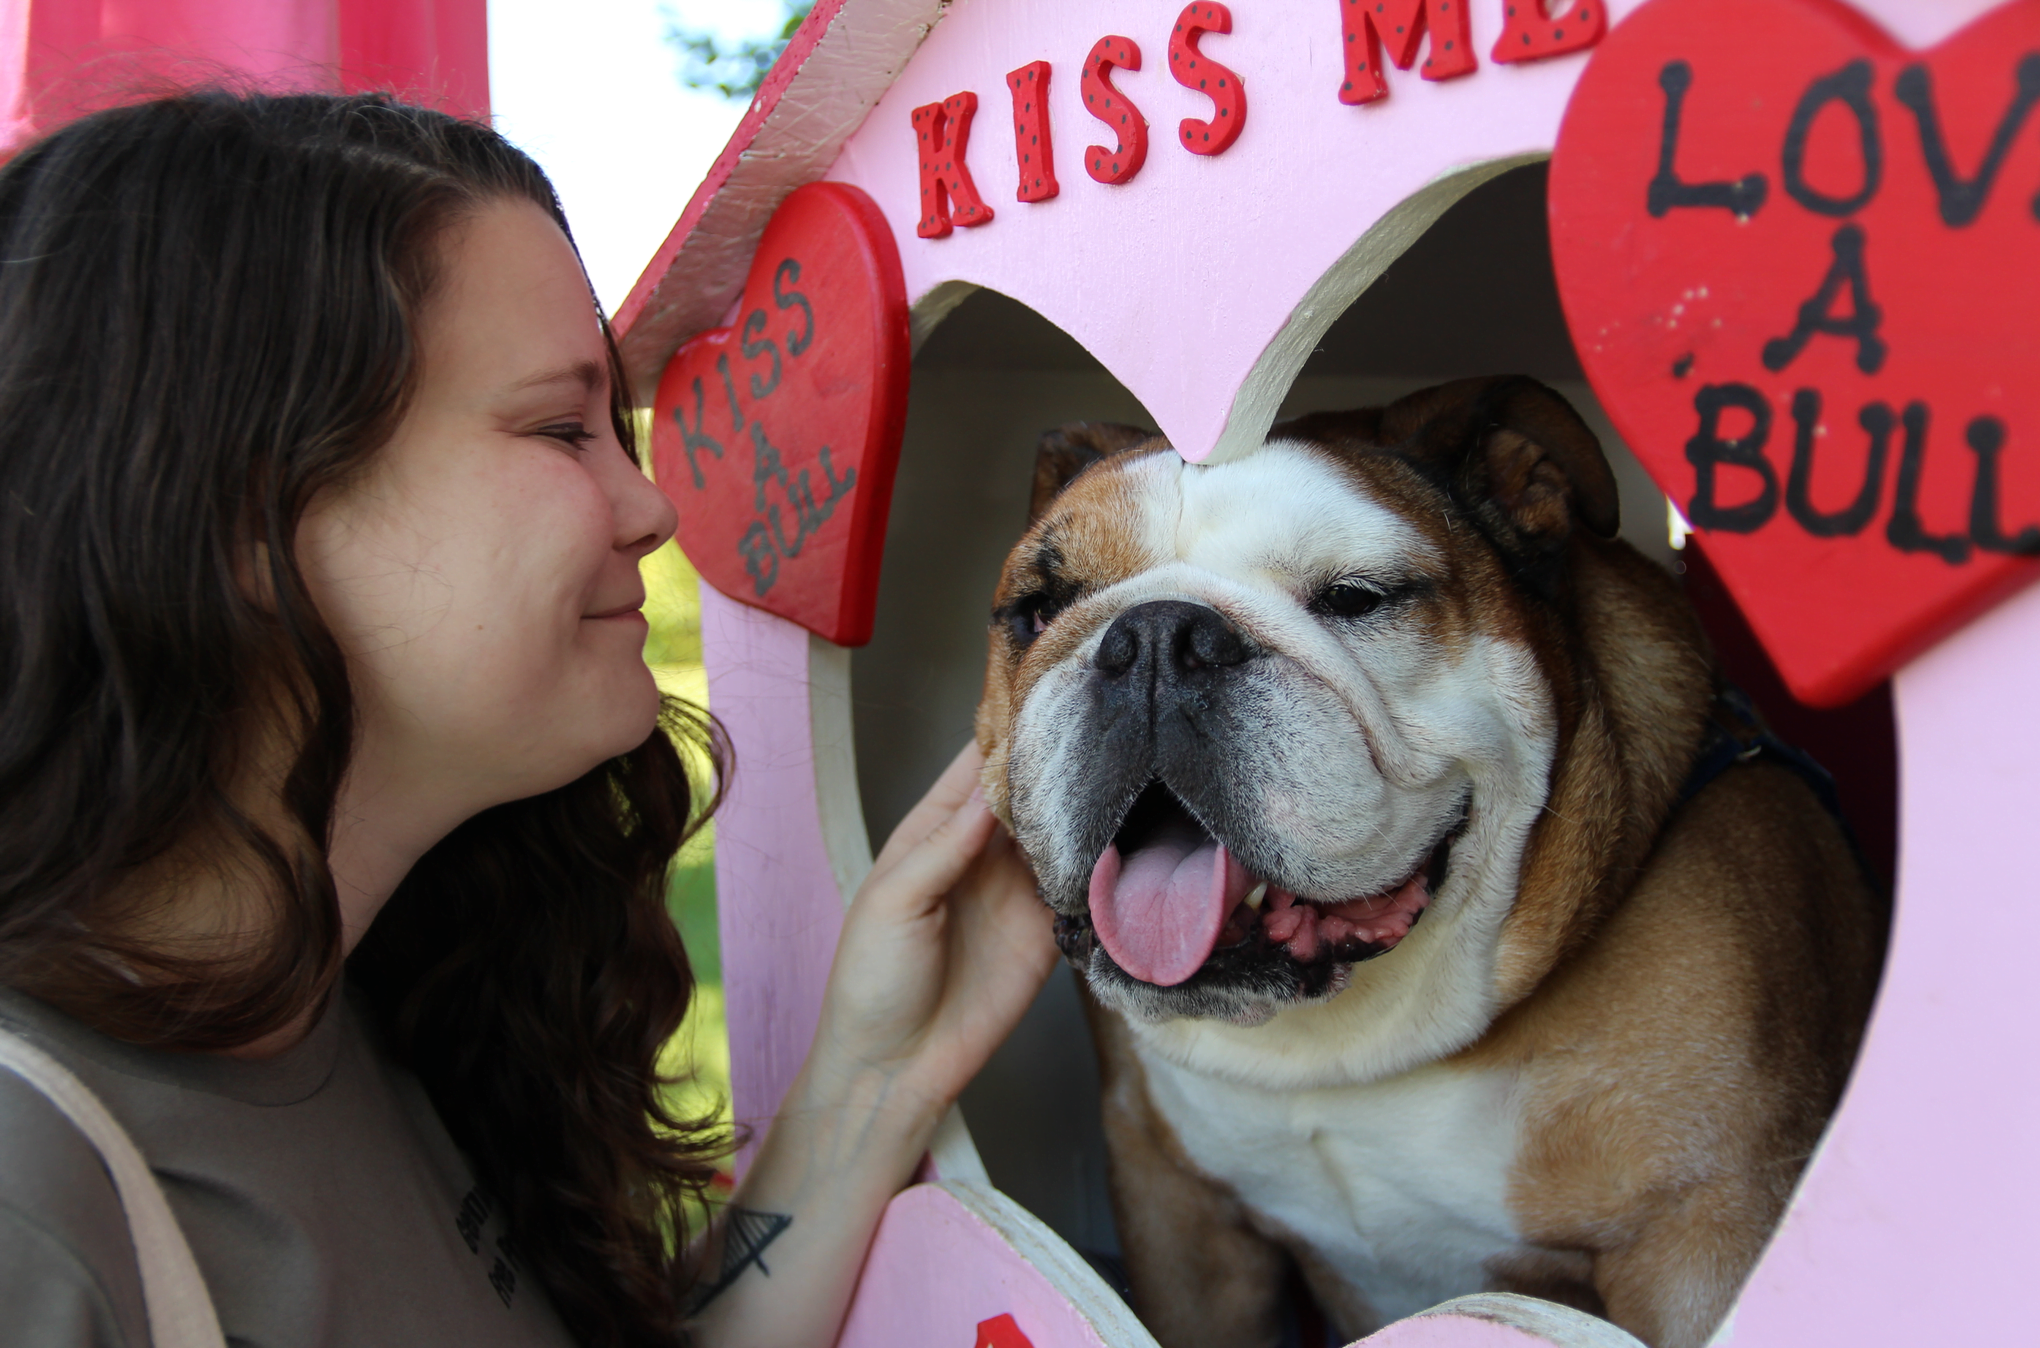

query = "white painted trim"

[
  {"left": 807, "top": 634, "right": 992, "bottom": 1186},
  {"left": 942, "top": 1180, "right": 1163, "bottom": 1348},
  {"left": 1416, "top": 1293, "right": 1647, "bottom": 1348},
  {"left": 807, "top": 634, "right": 875, "bottom": 903},
  {"left": 1205, "top": 154, "right": 1548, "bottom": 464},
  {"left": 617, "top": 0, "right": 952, "bottom": 401},
  {"left": 911, "top": 279, "right": 982, "bottom": 356},
  {"left": 930, "top": 1103, "right": 992, "bottom": 1183}
]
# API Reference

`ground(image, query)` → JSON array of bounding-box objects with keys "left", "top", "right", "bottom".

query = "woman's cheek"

[{"left": 528, "top": 475, "right": 626, "bottom": 598}]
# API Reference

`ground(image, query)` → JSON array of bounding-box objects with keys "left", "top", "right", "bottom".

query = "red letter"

[
  {"left": 913, "top": 93, "right": 994, "bottom": 239},
  {"left": 1082, "top": 36, "right": 1149, "bottom": 185},
  {"left": 975, "top": 1314, "right": 1035, "bottom": 1348},
  {"left": 1007, "top": 61, "right": 1059, "bottom": 202},
  {"left": 1492, "top": 0, "right": 1605, "bottom": 64},
  {"left": 1171, "top": 3, "right": 1246, "bottom": 156},
  {"left": 1337, "top": 0, "right": 1475, "bottom": 106}
]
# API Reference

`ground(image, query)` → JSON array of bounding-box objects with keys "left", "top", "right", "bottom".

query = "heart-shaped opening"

[{"left": 844, "top": 164, "right": 1897, "bottom": 1347}]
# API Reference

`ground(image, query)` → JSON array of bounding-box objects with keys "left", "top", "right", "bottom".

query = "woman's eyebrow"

[{"left": 500, "top": 359, "right": 604, "bottom": 397}]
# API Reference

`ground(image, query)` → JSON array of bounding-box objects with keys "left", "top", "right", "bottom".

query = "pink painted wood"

[
  {"left": 843, "top": 1182, "right": 1627, "bottom": 1348},
  {"left": 617, "top": 0, "right": 2006, "bottom": 422},
  {"left": 1721, "top": 575, "right": 2040, "bottom": 1344},
  {"left": 699, "top": 587, "right": 846, "bottom": 1176},
  {"left": 734, "top": 0, "right": 1638, "bottom": 464},
  {"left": 0, "top": 0, "right": 487, "bottom": 154},
  {"left": 836, "top": 1184, "right": 1151, "bottom": 1348}
]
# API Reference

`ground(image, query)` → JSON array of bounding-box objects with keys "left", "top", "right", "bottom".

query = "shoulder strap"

[{"left": 0, "top": 1027, "right": 227, "bottom": 1348}]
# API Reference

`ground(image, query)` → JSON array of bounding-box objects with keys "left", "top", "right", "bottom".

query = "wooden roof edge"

[{"left": 612, "top": 0, "right": 948, "bottom": 402}]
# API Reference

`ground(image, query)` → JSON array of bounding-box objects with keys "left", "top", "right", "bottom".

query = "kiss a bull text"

[{"left": 671, "top": 257, "right": 858, "bottom": 597}]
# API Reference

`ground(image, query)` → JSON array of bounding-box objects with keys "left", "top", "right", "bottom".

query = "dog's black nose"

[{"left": 1095, "top": 600, "right": 1254, "bottom": 679}]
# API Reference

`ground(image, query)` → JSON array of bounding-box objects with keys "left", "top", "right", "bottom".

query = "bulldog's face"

[{"left": 978, "top": 382, "right": 1616, "bottom": 1031}]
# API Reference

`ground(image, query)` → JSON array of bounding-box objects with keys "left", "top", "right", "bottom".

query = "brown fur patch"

[
  {"left": 1463, "top": 763, "right": 1883, "bottom": 1347},
  {"left": 977, "top": 447, "right": 1173, "bottom": 819},
  {"left": 1483, "top": 1247, "right": 1604, "bottom": 1318}
]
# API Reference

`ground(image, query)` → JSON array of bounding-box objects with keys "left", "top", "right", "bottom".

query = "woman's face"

[{"left": 298, "top": 200, "right": 677, "bottom": 824}]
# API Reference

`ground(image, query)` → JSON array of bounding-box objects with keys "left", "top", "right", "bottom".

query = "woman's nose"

[{"left": 606, "top": 439, "right": 678, "bottom": 557}]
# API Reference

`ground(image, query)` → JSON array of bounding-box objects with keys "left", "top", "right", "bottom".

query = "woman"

[{"left": 0, "top": 91, "right": 1055, "bottom": 1346}]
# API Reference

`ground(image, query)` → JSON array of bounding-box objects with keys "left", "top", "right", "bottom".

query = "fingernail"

[{"left": 967, "top": 785, "right": 989, "bottom": 809}]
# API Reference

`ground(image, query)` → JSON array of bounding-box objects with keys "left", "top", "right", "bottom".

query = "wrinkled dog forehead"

[{"left": 1008, "top": 441, "right": 1442, "bottom": 606}]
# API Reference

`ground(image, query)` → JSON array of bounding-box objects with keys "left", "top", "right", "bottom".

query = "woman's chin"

[
  {"left": 503, "top": 700, "right": 663, "bottom": 805},
  {"left": 595, "top": 664, "right": 666, "bottom": 750}
]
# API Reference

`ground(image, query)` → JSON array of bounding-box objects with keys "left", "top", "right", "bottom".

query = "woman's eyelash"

[{"left": 539, "top": 422, "right": 597, "bottom": 448}]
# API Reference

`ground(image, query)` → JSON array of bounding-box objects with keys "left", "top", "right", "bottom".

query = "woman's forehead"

[{"left": 422, "top": 200, "right": 607, "bottom": 398}]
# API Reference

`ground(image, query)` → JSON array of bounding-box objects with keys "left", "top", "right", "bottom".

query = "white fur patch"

[
  {"left": 1125, "top": 624, "right": 1554, "bottom": 1089},
  {"left": 1142, "top": 1049, "right": 1528, "bottom": 1326}
]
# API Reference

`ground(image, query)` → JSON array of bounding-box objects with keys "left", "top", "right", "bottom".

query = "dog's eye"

[
  {"left": 1313, "top": 582, "right": 1388, "bottom": 620},
  {"left": 1001, "top": 593, "right": 1063, "bottom": 646}
]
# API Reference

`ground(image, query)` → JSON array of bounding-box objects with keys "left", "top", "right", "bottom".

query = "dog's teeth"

[{"left": 1245, "top": 882, "right": 1268, "bottom": 911}]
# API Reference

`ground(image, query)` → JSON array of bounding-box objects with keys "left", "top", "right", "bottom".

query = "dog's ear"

[
  {"left": 1269, "top": 406, "right": 1387, "bottom": 452},
  {"left": 1382, "top": 377, "right": 1620, "bottom": 558},
  {"left": 1030, "top": 421, "right": 1155, "bottom": 523}
]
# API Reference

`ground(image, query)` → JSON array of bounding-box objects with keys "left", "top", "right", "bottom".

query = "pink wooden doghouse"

[{"left": 621, "top": 0, "right": 2038, "bottom": 1343}]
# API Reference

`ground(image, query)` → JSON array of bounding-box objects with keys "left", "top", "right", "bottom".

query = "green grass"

[{"left": 668, "top": 857, "right": 718, "bottom": 986}]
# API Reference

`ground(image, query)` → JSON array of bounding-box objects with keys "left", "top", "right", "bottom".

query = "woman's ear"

[
  {"left": 237, "top": 536, "right": 279, "bottom": 613},
  {"left": 1029, "top": 421, "right": 1155, "bottom": 523}
]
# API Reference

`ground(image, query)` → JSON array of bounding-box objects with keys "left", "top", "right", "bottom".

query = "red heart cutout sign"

[
  {"left": 1551, "top": 0, "right": 2040, "bottom": 706},
  {"left": 651, "top": 182, "right": 909, "bottom": 647}
]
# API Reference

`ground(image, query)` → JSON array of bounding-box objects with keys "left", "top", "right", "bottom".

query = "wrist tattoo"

[{"left": 684, "top": 1206, "right": 792, "bottom": 1316}]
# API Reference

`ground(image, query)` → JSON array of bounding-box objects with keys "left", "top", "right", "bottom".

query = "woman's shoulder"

[{"left": 0, "top": 1060, "right": 150, "bottom": 1347}]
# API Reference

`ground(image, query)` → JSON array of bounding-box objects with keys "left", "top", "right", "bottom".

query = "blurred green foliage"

[
  {"left": 659, "top": 858, "right": 729, "bottom": 1164},
  {"left": 642, "top": 540, "right": 704, "bottom": 668},
  {"left": 668, "top": 860, "right": 718, "bottom": 987},
  {"left": 664, "top": 1, "right": 814, "bottom": 100}
]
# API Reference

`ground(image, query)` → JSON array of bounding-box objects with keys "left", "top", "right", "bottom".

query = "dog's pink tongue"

[{"left": 1088, "top": 833, "right": 1242, "bottom": 987}]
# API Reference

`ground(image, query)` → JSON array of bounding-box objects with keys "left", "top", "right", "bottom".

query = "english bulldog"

[{"left": 974, "top": 378, "right": 1884, "bottom": 1348}]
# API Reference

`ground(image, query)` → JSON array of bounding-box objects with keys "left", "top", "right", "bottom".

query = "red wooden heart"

[
  {"left": 1550, "top": 0, "right": 2040, "bottom": 706},
  {"left": 651, "top": 182, "right": 909, "bottom": 647}
]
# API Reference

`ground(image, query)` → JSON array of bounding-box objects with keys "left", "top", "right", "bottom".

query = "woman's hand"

[
  {"left": 686, "top": 743, "right": 1056, "bottom": 1348},
  {"left": 809, "top": 741, "right": 1057, "bottom": 1118}
]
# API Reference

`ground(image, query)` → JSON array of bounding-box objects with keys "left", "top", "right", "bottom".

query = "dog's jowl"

[{"left": 975, "top": 379, "right": 1884, "bottom": 1348}]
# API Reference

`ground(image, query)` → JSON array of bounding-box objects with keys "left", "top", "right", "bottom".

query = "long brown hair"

[{"left": 0, "top": 91, "right": 725, "bottom": 1346}]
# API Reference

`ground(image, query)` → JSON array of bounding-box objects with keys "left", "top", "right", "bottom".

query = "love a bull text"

[
  {"left": 1657, "top": 55, "right": 2040, "bottom": 564},
  {"left": 671, "top": 258, "right": 857, "bottom": 596}
]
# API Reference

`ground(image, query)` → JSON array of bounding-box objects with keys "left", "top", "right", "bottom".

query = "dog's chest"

[{"left": 1138, "top": 1047, "right": 1527, "bottom": 1324}]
